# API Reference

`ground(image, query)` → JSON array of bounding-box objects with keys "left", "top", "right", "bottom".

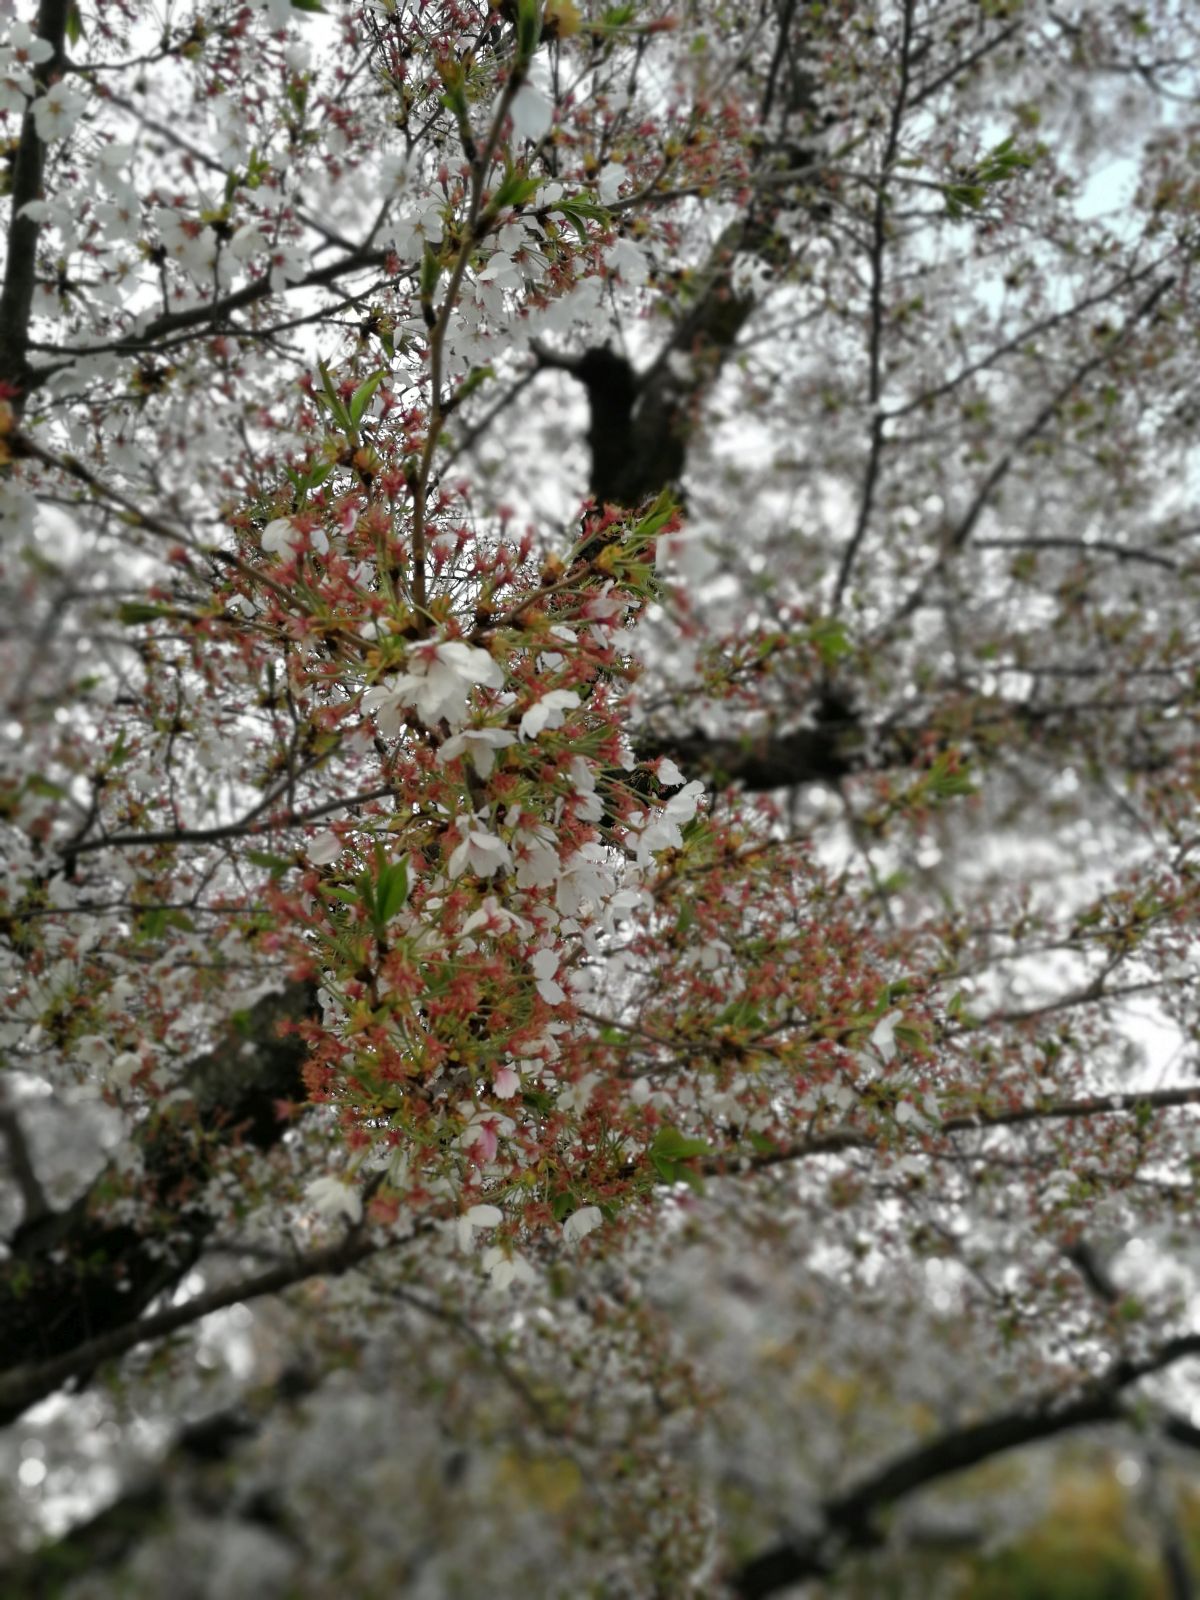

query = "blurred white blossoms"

[
  {"left": 597, "top": 162, "right": 627, "bottom": 203},
  {"left": 364, "top": 641, "right": 504, "bottom": 733},
  {"left": 305, "top": 1176, "right": 363, "bottom": 1226},
  {"left": 307, "top": 831, "right": 342, "bottom": 866},
  {"left": 31, "top": 80, "right": 87, "bottom": 143},
  {"left": 870, "top": 1010, "right": 902, "bottom": 1064},
  {"left": 482, "top": 1246, "right": 536, "bottom": 1290},
  {"left": 490, "top": 1064, "right": 521, "bottom": 1098},
  {"left": 562, "top": 1205, "right": 603, "bottom": 1246},
  {"left": 455, "top": 1202, "right": 503, "bottom": 1249},
  {"left": 509, "top": 81, "right": 554, "bottom": 143},
  {"left": 261, "top": 517, "right": 328, "bottom": 557}
]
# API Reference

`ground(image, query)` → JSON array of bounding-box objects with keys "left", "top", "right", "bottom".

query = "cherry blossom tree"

[{"left": 1, "top": 0, "right": 1199, "bottom": 1593}]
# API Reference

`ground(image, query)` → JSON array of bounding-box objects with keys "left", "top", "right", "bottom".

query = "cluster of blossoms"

[{"left": 5, "top": 31, "right": 1199, "bottom": 1593}]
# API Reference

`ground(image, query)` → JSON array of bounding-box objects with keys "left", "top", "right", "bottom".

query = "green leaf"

[
  {"left": 25, "top": 774, "right": 68, "bottom": 800},
  {"left": 552, "top": 196, "right": 611, "bottom": 242},
  {"left": 349, "top": 370, "right": 387, "bottom": 429},
  {"left": 65, "top": 4, "right": 85, "bottom": 45},
  {"left": 632, "top": 489, "right": 678, "bottom": 542},
  {"left": 650, "top": 1126, "right": 713, "bottom": 1161},
  {"left": 493, "top": 168, "right": 542, "bottom": 212},
  {"left": 715, "top": 997, "right": 764, "bottom": 1031},
  {"left": 374, "top": 856, "right": 410, "bottom": 926},
  {"left": 807, "top": 616, "right": 852, "bottom": 665},
  {"left": 290, "top": 0, "right": 326, "bottom": 11},
  {"left": 137, "top": 907, "right": 194, "bottom": 941},
  {"left": 943, "top": 183, "right": 986, "bottom": 219},
  {"left": 419, "top": 244, "right": 442, "bottom": 304},
  {"left": 454, "top": 365, "right": 496, "bottom": 406},
  {"left": 117, "top": 601, "right": 172, "bottom": 625},
  {"left": 246, "top": 849, "right": 295, "bottom": 878},
  {"left": 926, "top": 751, "right": 977, "bottom": 799},
  {"left": 316, "top": 359, "right": 353, "bottom": 433},
  {"left": 516, "top": 0, "right": 542, "bottom": 58}
]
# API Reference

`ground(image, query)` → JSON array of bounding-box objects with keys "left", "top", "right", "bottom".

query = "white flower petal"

[{"left": 563, "top": 1204, "right": 603, "bottom": 1245}]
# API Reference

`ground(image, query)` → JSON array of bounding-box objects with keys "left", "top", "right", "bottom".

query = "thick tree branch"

[
  {"left": 0, "top": 983, "right": 315, "bottom": 1394},
  {"left": 0, "top": 0, "right": 69, "bottom": 407},
  {"left": 733, "top": 1334, "right": 1200, "bottom": 1597},
  {"left": 0, "top": 1228, "right": 379, "bottom": 1428}
]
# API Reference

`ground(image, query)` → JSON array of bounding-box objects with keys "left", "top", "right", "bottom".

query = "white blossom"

[
  {"left": 519, "top": 688, "right": 579, "bottom": 740},
  {"left": 562, "top": 1204, "right": 603, "bottom": 1245},
  {"left": 392, "top": 200, "right": 445, "bottom": 258},
  {"left": 514, "top": 824, "right": 561, "bottom": 890},
  {"left": 531, "top": 947, "right": 566, "bottom": 1005},
  {"left": 597, "top": 162, "right": 628, "bottom": 203},
  {"left": 31, "top": 81, "right": 87, "bottom": 144},
  {"left": 465, "top": 1202, "right": 503, "bottom": 1229},
  {"left": 871, "top": 1011, "right": 902, "bottom": 1065},
  {"left": 305, "top": 1176, "right": 363, "bottom": 1226},
  {"left": 555, "top": 842, "right": 615, "bottom": 918},
  {"left": 447, "top": 814, "right": 513, "bottom": 879},
  {"left": 364, "top": 641, "right": 504, "bottom": 734},
  {"left": 307, "top": 831, "right": 342, "bottom": 866},
  {"left": 509, "top": 82, "right": 554, "bottom": 143},
  {"left": 491, "top": 1065, "right": 521, "bottom": 1099},
  {"left": 230, "top": 223, "right": 269, "bottom": 262},
  {"left": 269, "top": 239, "right": 309, "bottom": 291},
  {"left": 438, "top": 726, "right": 517, "bottom": 778},
  {"left": 4, "top": 21, "right": 54, "bottom": 70},
  {"left": 481, "top": 1245, "right": 536, "bottom": 1290},
  {"left": 630, "top": 780, "right": 704, "bottom": 865},
  {"left": 460, "top": 896, "right": 531, "bottom": 939}
]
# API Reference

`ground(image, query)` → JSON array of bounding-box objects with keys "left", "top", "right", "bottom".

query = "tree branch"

[
  {"left": 0, "top": 1228, "right": 378, "bottom": 1428},
  {"left": 733, "top": 1334, "right": 1200, "bottom": 1597},
  {"left": 0, "top": 0, "right": 70, "bottom": 407},
  {"left": 0, "top": 983, "right": 316, "bottom": 1399},
  {"left": 730, "top": 1084, "right": 1200, "bottom": 1176}
]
